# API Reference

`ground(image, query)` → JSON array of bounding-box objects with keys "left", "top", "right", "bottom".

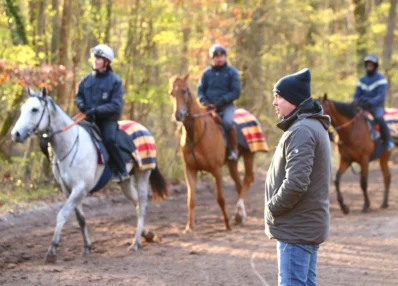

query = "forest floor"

[{"left": 0, "top": 165, "right": 398, "bottom": 286}]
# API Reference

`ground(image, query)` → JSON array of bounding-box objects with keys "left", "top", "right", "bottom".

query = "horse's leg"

[
  {"left": 213, "top": 168, "right": 231, "bottom": 230},
  {"left": 359, "top": 160, "right": 371, "bottom": 213},
  {"left": 119, "top": 177, "right": 141, "bottom": 250},
  {"left": 335, "top": 157, "right": 350, "bottom": 214},
  {"left": 239, "top": 150, "right": 255, "bottom": 224},
  {"left": 130, "top": 170, "right": 151, "bottom": 251},
  {"left": 379, "top": 152, "right": 391, "bottom": 209},
  {"left": 184, "top": 165, "right": 197, "bottom": 233},
  {"left": 227, "top": 159, "right": 244, "bottom": 225},
  {"left": 46, "top": 186, "right": 85, "bottom": 263},
  {"left": 75, "top": 203, "right": 92, "bottom": 257}
]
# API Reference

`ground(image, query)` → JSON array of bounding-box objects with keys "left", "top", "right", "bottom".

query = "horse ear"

[
  {"left": 41, "top": 87, "right": 48, "bottom": 98},
  {"left": 323, "top": 93, "right": 328, "bottom": 100},
  {"left": 183, "top": 74, "right": 190, "bottom": 81},
  {"left": 27, "top": 87, "right": 34, "bottom": 97}
]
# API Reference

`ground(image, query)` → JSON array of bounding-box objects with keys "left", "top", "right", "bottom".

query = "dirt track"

[{"left": 1, "top": 166, "right": 398, "bottom": 286}]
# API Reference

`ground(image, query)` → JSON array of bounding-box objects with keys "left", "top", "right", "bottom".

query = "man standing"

[
  {"left": 197, "top": 44, "right": 241, "bottom": 160},
  {"left": 353, "top": 54, "right": 393, "bottom": 150},
  {"left": 75, "top": 44, "right": 128, "bottom": 182},
  {"left": 264, "top": 68, "right": 331, "bottom": 285}
]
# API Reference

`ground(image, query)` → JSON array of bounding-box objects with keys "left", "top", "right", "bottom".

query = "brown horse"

[
  {"left": 320, "top": 94, "right": 394, "bottom": 214},
  {"left": 169, "top": 74, "right": 259, "bottom": 232}
]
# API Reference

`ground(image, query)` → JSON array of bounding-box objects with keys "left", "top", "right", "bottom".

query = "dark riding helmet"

[
  {"left": 364, "top": 54, "right": 379, "bottom": 69},
  {"left": 209, "top": 44, "right": 227, "bottom": 58}
]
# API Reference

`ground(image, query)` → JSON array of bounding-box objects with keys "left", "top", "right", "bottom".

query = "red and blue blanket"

[
  {"left": 233, "top": 109, "right": 269, "bottom": 153},
  {"left": 119, "top": 120, "right": 157, "bottom": 170}
]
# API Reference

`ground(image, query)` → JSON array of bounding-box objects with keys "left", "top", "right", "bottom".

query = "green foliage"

[{"left": 0, "top": 0, "right": 397, "bottom": 210}]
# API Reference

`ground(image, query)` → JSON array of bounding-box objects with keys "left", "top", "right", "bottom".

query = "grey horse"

[{"left": 11, "top": 88, "right": 168, "bottom": 263}]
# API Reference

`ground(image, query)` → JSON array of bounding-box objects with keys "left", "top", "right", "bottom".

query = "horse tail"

[{"left": 149, "top": 166, "right": 168, "bottom": 200}]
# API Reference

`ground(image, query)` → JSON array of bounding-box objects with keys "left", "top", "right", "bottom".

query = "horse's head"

[
  {"left": 11, "top": 87, "right": 53, "bottom": 143},
  {"left": 169, "top": 74, "right": 192, "bottom": 122}
]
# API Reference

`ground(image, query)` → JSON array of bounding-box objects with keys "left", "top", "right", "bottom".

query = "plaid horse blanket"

[
  {"left": 366, "top": 108, "right": 398, "bottom": 139},
  {"left": 118, "top": 120, "right": 157, "bottom": 170},
  {"left": 233, "top": 108, "right": 269, "bottom": 153}
]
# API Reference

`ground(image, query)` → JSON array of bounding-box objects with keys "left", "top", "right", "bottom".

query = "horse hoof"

[
  {"left": 142, "top": 231, "right": 155, "bottom": 242},
  {"left": 45, "top": 253, "right": 57, "bottom": 264},
  {"left": 82, "top": 248, "right": 90, "bottom": 257},
  {"left": 128, "top": 241, "right": 141, "bottom": 252},
  {"left": 234, "top": 213, "right": 242, "bottom": 225},
  {"left": 341, "top": 205, "right": 350, "bottom": 215},
  {"left": 183, "top": 227, "right": 193, "bottom": 234},
  {"left": 362, "top": 206, "right": 370, "bottom": 213},
  {"left": 226, "top": 226, "right": 232, "bottom": 231},
  {"left": 380, "top": 203, "right": 389, "bottom": 209}
]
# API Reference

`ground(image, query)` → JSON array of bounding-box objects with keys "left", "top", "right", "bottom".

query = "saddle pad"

[
  {"left": 233, "top": 109, "right": 269, "bottom": 153},
  {"left": 365, "top": 108, "right": 398, "bottom": 138},
  {"left": 119, "top": 120, "right": 157, "bottom": 170}
]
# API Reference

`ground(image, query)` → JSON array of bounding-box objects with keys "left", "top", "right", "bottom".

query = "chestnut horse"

[
  {"left": 169, "top": 75, "right": 258, "bottom": 232},
  {"left": 320, "top": 94, "right": 394, "bottom": 214}
]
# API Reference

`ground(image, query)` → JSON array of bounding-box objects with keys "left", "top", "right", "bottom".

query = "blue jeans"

[
  {"left": 217, "top": 104, "right": 236, "bottom": 131},
  {"left": 277, "top": 241, "right": 319, "bottom": 286}
]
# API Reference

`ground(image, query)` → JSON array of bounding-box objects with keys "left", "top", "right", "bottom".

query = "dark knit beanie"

[{"left": 273, "top": 68, "right": 312, "bottom": 106}]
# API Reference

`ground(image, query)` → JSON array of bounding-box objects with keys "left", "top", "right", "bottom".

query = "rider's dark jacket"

[{"left": 75, "top": 70, "right": 124, "bottom": 120}]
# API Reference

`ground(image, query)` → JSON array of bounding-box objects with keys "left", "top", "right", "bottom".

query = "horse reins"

[{"left": 333, "top": 109, "right": 364, "bottom": 131}]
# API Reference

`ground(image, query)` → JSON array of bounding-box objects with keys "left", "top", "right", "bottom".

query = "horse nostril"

[{"left": 15, "top": 131, "right": 20, "bottom": 138}]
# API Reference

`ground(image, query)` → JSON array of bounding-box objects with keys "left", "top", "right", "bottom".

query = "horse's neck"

[
  {"left": 333, "top": 112, "right": 366, "bottom": 142},
  {"left": 183, "top": 99, "right": 207, "bottom": 142},
  {"left": 49, "top": 106, "right": 80, "bottom": 159}
]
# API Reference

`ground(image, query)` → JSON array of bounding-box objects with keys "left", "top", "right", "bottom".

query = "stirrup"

[
  {"left": 227, "top": 150, "right": 238, "bottom": 161},
  {"left": 386, "top": 141, "right": 395, "bottom": 151}
]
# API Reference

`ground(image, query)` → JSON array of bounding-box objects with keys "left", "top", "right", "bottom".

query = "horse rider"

[
  {"left": 75, "top": 44, "right": 128, "bottom": 181},
  {"left": 197, "top": 44, "right": 242, "bottom": 161},
  {"left": 353, "top": 54, "right": 393, "bottom": 151}
]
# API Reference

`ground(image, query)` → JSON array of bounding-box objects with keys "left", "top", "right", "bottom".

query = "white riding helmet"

[{"left": 91, "top": 44, "right": 114, "bottom": 62}]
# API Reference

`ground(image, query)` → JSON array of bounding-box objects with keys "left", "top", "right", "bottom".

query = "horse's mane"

[{"left": 331, "top": 100, "right": 359, "bottom": 118}]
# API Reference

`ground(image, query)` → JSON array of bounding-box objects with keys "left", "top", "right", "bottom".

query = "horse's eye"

[
  {"left": 32, "top": 108, "right": 39, "bottom": 113},
  {"left": 181, "top": 89, "right": 187, "bottom": 95}
]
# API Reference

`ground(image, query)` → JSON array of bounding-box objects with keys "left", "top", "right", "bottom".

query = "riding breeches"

[
  {"left": 218, "top": 104, "right": 236, "bottom": 132},
  {"left": 370, "top": 107, "right": 393, "bottom": 143},
  {"left": 96, "top": 120, "right": 126, "bottom": 174}
]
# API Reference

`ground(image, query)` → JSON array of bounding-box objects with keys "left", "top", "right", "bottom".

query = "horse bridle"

[
  {"left": 178, "top": 86, "right": 210, "bottom": 169},
  {"left": 30, "top": 95, "right": 83, "bottom": 166},
  {"left": 323, "top": 100, "right": 363, "bottom": 131},
  {"left": 30, "top": 96, "right": 51, "bottom": 137}
]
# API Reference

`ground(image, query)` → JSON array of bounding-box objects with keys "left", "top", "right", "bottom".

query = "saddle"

[{"left": 80, "top": 121, "right": 134, "bottom": 165}]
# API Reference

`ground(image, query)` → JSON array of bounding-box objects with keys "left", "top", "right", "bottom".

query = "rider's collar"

[
  {"left": 211, "top": 62, "right": 227, "bottom": 70},
  {"left": 92, "top": 68, "right": 110, "bottom": 77}
]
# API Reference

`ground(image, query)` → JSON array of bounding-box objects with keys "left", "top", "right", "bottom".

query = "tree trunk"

[
  {"left": 382, "top": 0, "right": 397, "bottom": 69},
  {"left": 56, "top": 0, "right": 73, "bottom": 105},
  {"left": 104, "top": 0, "right": 113, "bottom": 44},
  {"left": 51, "top": 0, "right": 60, "bottom": 64},
  {"left": 36, "top": 0, "right": 47, "bottom": 62},
  {"left": 4, "top": 0, "right": 29, "bottom": 45},
  {"left": 180, "top": 19, "right": 190, "bottom": 74},
  {"left": 383, "top": 0, "right": 397, "bottom": 104},
  {"left": 352, "top": 0, "right": 368, "bottom": 75}
]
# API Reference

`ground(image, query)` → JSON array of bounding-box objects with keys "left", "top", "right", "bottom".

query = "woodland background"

[{"left": 0, "top": 0, "right": 397, "bottom": 208}]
